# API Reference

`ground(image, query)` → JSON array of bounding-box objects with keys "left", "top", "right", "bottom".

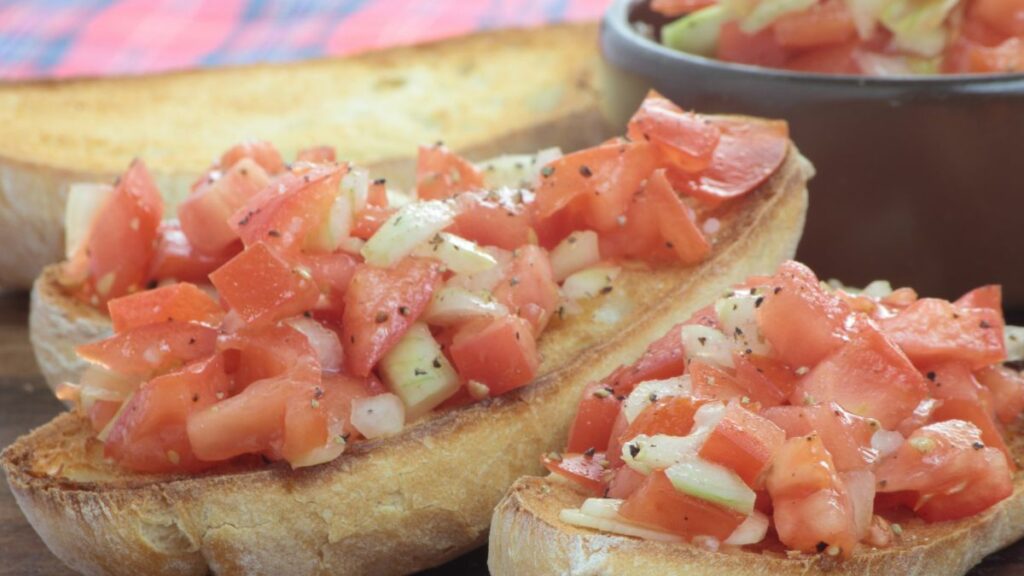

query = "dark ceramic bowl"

[{"left": 600, "top": 0, "right": 1024, "bottom": 307}]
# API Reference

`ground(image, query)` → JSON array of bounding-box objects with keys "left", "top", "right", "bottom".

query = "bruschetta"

[
  {"left": 5, "top": 93, "right": 811, "bottom": 576},
  {"left": 489, "top": 261, "right": 1024, "bottom": 576}
]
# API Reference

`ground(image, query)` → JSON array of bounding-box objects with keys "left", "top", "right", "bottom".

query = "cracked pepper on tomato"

[
  {"left": 551, "top": 260, "right": 1024, "bottom": 557},
  {"left": 647, "top": 0, "right": 1024, "bottom": 74},
  {"left": 55, "top": 92, "right": 790, "bottom": 473}
]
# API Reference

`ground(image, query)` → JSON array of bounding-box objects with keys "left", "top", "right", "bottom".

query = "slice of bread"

[
  {"left": 5, "top": 131, "right": 811, "bottom": 576},
  {"left": 0, "top": 23, "right": 609, "bottom": 290}
]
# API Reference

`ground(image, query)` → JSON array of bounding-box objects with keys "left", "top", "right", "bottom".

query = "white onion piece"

[
  {"left": 96, "top": 392, "right": 134, "bottom": 442},
  {"left": 304, "top": 192, "right": 353, "bottom": 252},
  {"left": 840, "top": 470, "right": 877, "bottom": 539},
  {"left": 337, "top": 236, "right": 365, "bottom": 255},
  {"left": 447, "top": 246, "right": 512, "bottom": 292},
  {"left": 65, "top": 183, "right": 113, "bottom": 260},
  {"left": 1005, "top": 325, "right": 1024, "bottom": 362},
  {"left": 476, "top": 147, "right": 563, "bottom": 189},
  {"left": 715, "top": 290, "right": 771, "bottom": 356},
  {"left": 351, "top": 393, "right": 406, "bottom": 439},
  {"left": 286, "top": 317, "right": 343, "bottom": 372},
  {"left": 79, "top": 365, "right": 142, "bottom": 408},
  {"left": 666, "top": 456, "right": 756, "bottom": 515},
  {"left": 724, "top": 510, "right": 769, "bottom": 546},
  {"left": 423, "top": 286, "right": 509, "bottom": 326},
  {"left": 362, "top": 200, "right": 455, "bottom": 267},
  {"left": 580, "top": 497, "right": 625, "bottom": 519},
  {"left": 623, "top": 403, "right": 725, "bottom": 474},
  {"left": 342, "top": 166, "right": 370, "bottom": 213},
  {"left": 871, "top": 429, "right": 905, "bottom": 460},
  {"left": 559, "top": 509, "right": 683, "bottom": 543},
  {"left": 680, "top": 324, "right": 736, "bottom": 369},
  {"left": 386, "top": 189, "right": 413, "bottom": 208},
  {"left": 550, "top": 231, "right": 600, "bottom": 282},
  {"left": 411, "top": 232, "right": 497, "bottom": 275},
  {"left": 562, "top": 266, "right": 621, "bottom": 301}
]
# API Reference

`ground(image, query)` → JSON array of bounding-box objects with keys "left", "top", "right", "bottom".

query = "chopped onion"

[
  {"left": 622, "top": 403, "right": 725, "bottom": 474},
  {"left": 351, "top": 393, "right": 406, "bottom": 439},
  {"left": 477, "top": 147, "right": 563, "bottom": 189},
  {"left": 549, "top": 231, "right": 600, "bottom": 282},
  {"left": 422, "top": 286, "right": 509, "bottom": 326},
  {"left": 447, "top": 247, "right": 513, "bottom": 292},
  {"left": 79, "top": 365, "right": 142, "bottom": 409},
  {"left": 714, "top": 290, "right": 771, "bottom": 356},
  {"left": 1005, "top": 325, "right": 1024, "bottom": 362},
  {"left": 580, "top": 497, "right": 625, "bottom": 519},
  {"left": 304, "top": 192, "right": 353, "bottom": 252},
  {"left": 285, "top": 316, "right": 343, "bottom": 372},
  {"left": 411, "top": 232, "right": 497, "bottom": 275},
  {"left": 562, "top": 266, "right": 621, "bottom": 301},
  {"left": 840, "top": 470, "right": 877, "bottom": 539},
  {"left": 623, "top": 376, "right": 692, "bottom": 423},
  {"left": 680, "top": 324, "right": 736, "bottom": 369},
  {"left": 385, "top": 189, "right": 413, "bottom": 208},
  {"left": 361, "top": 200, "right": 456, "bottom": 267},
  {"left": 724, "top": 510, "right": 769, "bottom": 546},
  {"left": 65, "top": 183, "right": 113, "bottom": 260},
  {"left": 559, "top": 508, "right": 682, "bottom": 542},
  {"left": 871, "top": 429, "right": 905, "bottom": 460},
  {"left": 665, "top": 456, "right": 756, "bottom": 515},
  {"left": 342, "top": 166, "right": 370, "bottom": 213}
]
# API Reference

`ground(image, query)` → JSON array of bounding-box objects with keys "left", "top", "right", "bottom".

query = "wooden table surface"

[{"left": 1, "top": 291, "right": 1022, "bottom": 576}]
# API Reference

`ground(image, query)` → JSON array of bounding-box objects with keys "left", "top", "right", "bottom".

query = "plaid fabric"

[{"left": 0, "top": 0, "right": 610, "bottom": 80}]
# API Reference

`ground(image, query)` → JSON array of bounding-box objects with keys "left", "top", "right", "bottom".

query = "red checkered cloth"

[{"left": 0, "top": 0, "right": 610, "bottom": 80}]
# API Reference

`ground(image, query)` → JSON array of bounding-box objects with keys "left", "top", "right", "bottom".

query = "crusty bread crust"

[
  {"left": 7, "top": 140, "right": 810, "bottom": 576},
  {"left": 0, "top": 23, "right": 608, "bottom": 290},
  {"left": 490, "top": 421, "right": 1024, "bottom": 576}
]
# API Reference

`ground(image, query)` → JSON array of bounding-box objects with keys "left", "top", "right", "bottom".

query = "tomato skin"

[
  {"left": 449, "top": 315, "right": 539, "bottom": 396},
  {"left": 448, "top": 190, "right": 533, "bottom": 251},
  {"left": 567, "top": 383, "right": 623, "bottom": 453},
  {"left": 976, "top": 365, "right": 1024, "bottom": 424},
  {"left": 105, "top": 355, "right": 231, "bottom": 473},
  {"left": 773, "top": 0, "right": 857, "bottom": 49},
  {"left": 626, "top": 92, "right": 720, "bottom": 173},
  {"left": 341, "top": 258, "right": 443, "bottom": 377},
  {"left": 544, "top": 452, "right": 609, "bottom": 495},
  {"left": 416, "top": 144, "right": 484, "bottom": 200},
  {"left": 699, "top": 403, "right": 786, "bottom": 488},
  {"left": 150, "top": 221, "right": 238, "bottom": 284},
  {"left": 220, "top": 140, "right": 285, "bottom": 174},
  {"left": 646, "top": 170, "right": 711, "bottom": 265},
  {"left": 77, "top": 322, "right": 217, "bottom": 377},
  {"left": 84, "top": 159, "right": 164, "bottom": 304},
  {"left": 880, "top": 298, "right": 1006, "bottom": 370},
  {"left": 107, "top": 282, "right": 224, "bottom": 333},
  {"left": 209, "top": 242, "right": 321, "bottom": 326},
  {"left": 875, "top": 420, "right": 1013, "bottom": 521},
  {"left": 757, "top": 261, "right": 851, "bottom": 369},
  {"left": 229, "top": 164, "right": 346, "bottom": 254},
  {"left": 492, "top": 245, "right": 560, "bottom": 336},
  {"left": 178, "top": 158, "right": 271, "bottom": 255},
  {"left": 619, "top": 470, "right": 746, "bottom": 540},
  {"left": 794, "top": 323, "right": 928, "bottom": 429}
]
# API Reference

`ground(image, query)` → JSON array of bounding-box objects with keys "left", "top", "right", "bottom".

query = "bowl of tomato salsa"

[{"left": 600, "top": 0, "right": 1024, "bottom": 307}]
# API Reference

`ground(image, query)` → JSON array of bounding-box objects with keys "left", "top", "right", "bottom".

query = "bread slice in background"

[
  {"left": 490, "top": 421, "right": 1024, "bottom": 576},
  {"left": 7, "top": 134, "right": 811, "bottom": 575},
  {"left": 0, "top": 23, "right": 609, "bottom": 290}
]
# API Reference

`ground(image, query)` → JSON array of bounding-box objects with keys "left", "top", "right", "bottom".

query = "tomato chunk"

[
  {"left": 544, "top": 452, "right": 609, "bottom": 494},
  {"left": 619, "top": 470, "right": 746, "bottom": 540},
  {"left": 976, "top": 365, "right": 1024, "bottom": 424},
  {"left": 645, "top": 170, "right": 711, "bottom": 265},
  {"left": 773, "top": 488, "right": 857, "bottom": 557},
  {"left": 449, "top": 315, "right": 539, "bottom": 396},
  {"left": 210, "top": 242, "right": 320, "bottom": 326},
  {"left": 626, "top": 92, "right": 720, "bottom": 173},
  {"left": 150, "top": 221, "right": 238, "bottom": 284},
  {"left": 880, "top": 298, "right": 1006, "bottom": 369},
  {"left": 105, "top": 355, "right": 231, "bottom": 473},
  {"left": 341, "top": 258, "right": 442, "bottom": 377},
  {"left": 77, "top": 322, "right": 217, "bottom": 377},
  {"left": 107, "top": 282, "right": 224, "bottom": 333},
  {"left": 925, "top": 362, "right": 1014, "bottom": 469},
  {"left": 767, "top": 434, "right": 839, "bottom": 500},
  {"left": 955, "top": 285, "right": 1002, "bottom": 312},
  {"left": 699, "top": 402, "right": 785, "bottom": 488},
  {"left": 492, "top": 245, "right": 560, "bottom": 336},
  {"left": 624, "top": 396, "right": 703, "bottom": 441},
  {"left": 220, "top": 140, "right": 285, "bottom": 174},
  {"left": 689, "top": 360, "right": 746, "bottom": 401},
  {"left": 764, "top": 402, "right": 877, "bottom": 472},
  {"left": 595, "top": 321, "right": 687, "bottom": 399},
  {"left": 415, "top": 144, "right": 484, "bottom": 200},
  {"left": 772, "top": 0, "right": 856, "bottom": 49},
  {"left": 178, "top": 158, "right": 271, "bottom": 254},
  {"left": 732, "top": 353, "right": 799, "bottom": 407},
  {"left": 567, "top": 383, "right": 623, "bottom": 453},
  {"left": 449, "top": 189, "right": 533, "bottom": 250},
  {"left": 597, "top": 186, "right": 677, "bottom": 263}
]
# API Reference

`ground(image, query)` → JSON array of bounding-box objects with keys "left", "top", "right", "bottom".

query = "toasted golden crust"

[
  {"left": 7, "top": 139, "right": 810, "bottom": 576},
  {"left": 490, "top": 421, "right": 1024, "bottom": 576},
  {"left": 0, "top": 23, "right": 608, "bottom": 289}
]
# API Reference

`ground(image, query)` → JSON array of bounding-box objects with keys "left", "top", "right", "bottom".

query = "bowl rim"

[{"left": 603, "top": 0, "right": 1024, "bottom": 87}]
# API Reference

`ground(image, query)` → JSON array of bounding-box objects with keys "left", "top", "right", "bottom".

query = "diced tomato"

[
  {"left": 784, "top": 42, "right": 862, "bottom": 74},
  {"left": 954, "top": 284, "right": 1002, "bottom": 312},
  {"left": 448, "top": 189, "right": 533, "bottom": 250},
  {"left": 607, "top": 465, "right": 646, "bottom": 499},
  {"left": 626, "top": 92, "right": 720, "bottom": 173},
  {"left": 976, "top": 365, "right": 1024, "bottom": 424},
  {"left": 105, "top": 355, "right": 231, "bottom": 473},
  {"left": 216, "top": 323, "right": 314, "bottom": 389},
  {"left": 534, "top": 140, "right": 658, "bottom": 231},
  {"left": 766, "top": 434, "right": 839, "bottom": 500},
  {"left": 82, "top": 159, "right": 164, "bottom": 304},
  {"left": 605, "top": 410, "right": 631, "bottom": 468},
  {"left": 209, "top": 242, "right": 320, "bottom": 326},
  {"left": 773, "top": 0, "right": 857, "bottom": 49},
  {"left": 342, "top": 258, "right": 442, "bottom": 377},
  {"left": 623, "top": 396, "right": 703, "bottom": 441},
  {"left": 296, "top": 251, "right": 360, "bottom": 301},
  {"left": 492, "top": 245, "right": 560, "bottom": 336},
  {"left": 945, "top": 36, "right": 1024, "bottom": 74},
  {"left": 178, "top": 158, "right": 271, "bottom": 254},
  {"left": 77, "top": 322, "right": 217, "bottom": 377},
  {"left": 599, "top": 322, "right": 687, "bottom": 397},
  {"left": 970, "top": 0, "right": 1024, "bottom": 37},
  {"left": 689, "top": 361, "right": 747, "bottom": 401},
  {"left": 882, "top": 287, "right": 919, "bottom": 309},
  {"left": 150, "top": 221, "right": 238, "bottom": 283},
  {"left": 717, "top": 21, "right": 788, "bottom": 68},
  {"left": 773, "top": 488, "right": 857, "bottom": 557},
  {"left": 449, "top": 315, "right": 539, "bottom": 396},
  {"left": 925, "top": 362, "right": 1014, "bottom": 469},
  {"left": 645, "top": 170, "right": 711, "bottom": 265},
  {"left": 651, "top": 0, "right": 715, "bottom": 16},
  {"left": 619, "top": 470, "right": 747, "bottom": 540},
  {"left": 875, "top": 420, "right": 1013, "bottom": 521},
  {"left": 764, "top": 402, "right": 877, "bottom": 472},
  {"left": 88, "top": 400, "right": 122, "bottom": 434},
  {"left": 219, "top": 140, "right": 285, "bottom": 174},
  {"left": 756, "top": 261, "right": 851, "bottom": 368},
  {"left": 229, "top": 164, "right": 345, "bottom": 254},
  {"left": 567, "top": 382, "right": 623, "bottom": 453},
  {"left": 794, "top": 323, "right": 928, "bottom": 429},
  {"left": 351, "top": 204, "right": 397, "bottom": 240},
  {"left": 597, "top": 186, "right": 678, "bottom": 263},
  {"left": 880, "top": 298, "right": 1006, "bottom": 369},
  {"left": 732, "top": 353, "right": 799, "bottom": 406},
  {"left": 699, "top": 402, "right": 785, "bottom": 488},
  {"left": 544, "top": 452, "right": 608, "bottom": 494},
  {"left": 415, "top": 144, "right": 484, "bottom": 200},
  {"left": 107, "top": 282, "right": 224, "bottom": 333},
  {"left": 296, "top": 146, "right": 337, "bottom": 163}
]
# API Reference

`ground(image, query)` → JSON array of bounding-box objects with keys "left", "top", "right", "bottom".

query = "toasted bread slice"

[
  {"left": 489, "top": 419, "right": 1024, "bottom": 576},
  {"left": 7, "top": 135, "right": 811, "bottom": 576},
  {"left": 0, "top": 23, "right": 609, "bottom": 290}
]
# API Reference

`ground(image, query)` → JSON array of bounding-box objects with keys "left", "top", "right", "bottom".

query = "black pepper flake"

[
  {"left": 972, "top": 441, "right": 985, "bottom": 450},
  {"left": 399, "top": 306, "right": 410, "bottom": 316},
  {"left": 188, "top": 337, "right": 196, "bottom": 345},
  {"left": 628, "top": 444, "right": 641, "bottom": 458},
  {"left": 698, "top": 336, "right": 707, "bottom": 346},
  {"left": 926, "top": 371, "right": 936, "bottom": 381},
  {"left": 816, "top": 542, "right": 828, "bottom": 553},
  {"left": 314, "top": 387, "right": 325, "bottom": 399},
  {"left": 980, "top": 320, "right": 991, "bottom": 329},
  {"left": 350, "top": 335, "right": 356, "bottom": 343},
  {"left": 237, "top": 210, "right": 258, "bottom": 226},
  {"left": 665, "top": 241, "right": 674, "bottom": 249},
  {"left": 734, "top": 327, "right": 744, "bottom": 337},
  {"left": 583, "top": 447, "right": 596, "bottom": 458},
  {"left": 509, "top": 277, "right": 521, "bottom": 287},
  {"left": 648, "top": 392, "right": 658, "bottom": 403},
  {"left": 433, "top": 357, "right": 442, "bottom": 369},
  {"left": 375, "top": 311, "right": 389, "bottom": 323},
  {"left": 774, "top": 286, "right": 782, "bottom": 294},
  {"left": 414, "top": 368, "right": 427, "bottom": 376},
  {"left": 267, "top": 229, "right": 281, "bottom": 238},
  {"left": 755, "top": 296, "right": 765, "bottom": 308},
  {"left": 600, "top": 286, "right": 613, "bottom": 295},
  {"left": 146, "top": 279, "right": 159, "bottom": 290},
  {"left": 541, "top": 166, "right": 555, "bottom": 178},
  {"left": 579, "top": 165, "right": 593, "bottom": 178},
  {"left": 192, "top": 393, "right": 200, "bottom": 402},
  {"left": 373, "top": 178, "right": 387, "bottom": 186},
  {"left": 303, "top": 311, "right": 313, "bottom": 318}
]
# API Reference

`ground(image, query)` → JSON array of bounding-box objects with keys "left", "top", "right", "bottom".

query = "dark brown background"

[{"left": 2, "top": 292, "right": 1022, "bottom": 575}]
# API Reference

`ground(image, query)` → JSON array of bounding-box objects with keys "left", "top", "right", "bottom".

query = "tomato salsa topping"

[
  {"left": 554, "top": 260, "right": 1024, "bottom": 557},
  {"left": 645, "top": 0, "right": 1024, "bottom": 75},
  {"left": 57, "top": 92, "right": 791, "bottom": 473}
]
